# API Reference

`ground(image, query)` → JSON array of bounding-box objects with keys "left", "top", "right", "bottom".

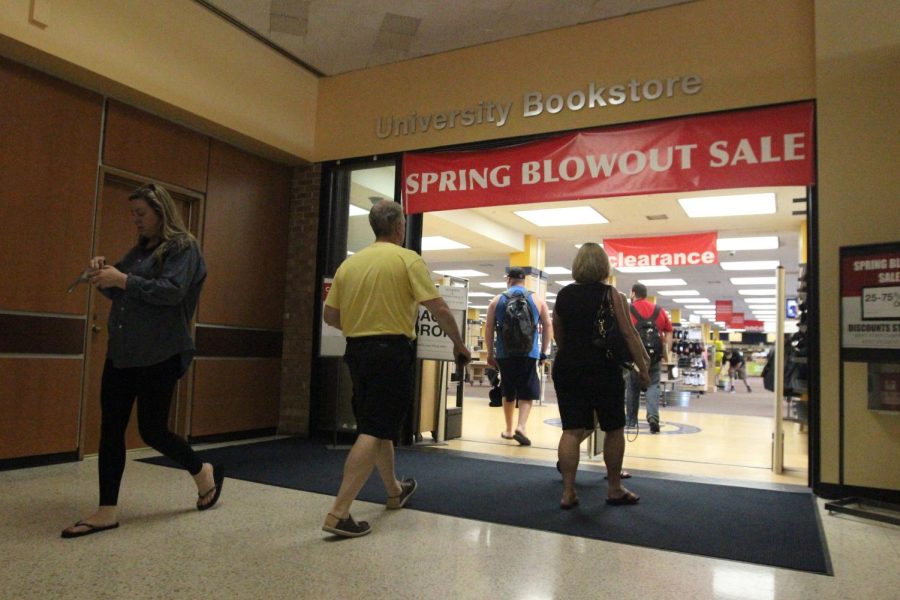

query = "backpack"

[
  {"left": 630, "top": 304, "right": 663, "bottom": 364},
  {"left": 498, "top": 290, "right": 536, "bottom": 356}
]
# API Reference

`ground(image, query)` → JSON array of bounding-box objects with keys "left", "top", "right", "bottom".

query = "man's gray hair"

[{"left": 369, "top": 200, "right": 403, "bottom": 237}]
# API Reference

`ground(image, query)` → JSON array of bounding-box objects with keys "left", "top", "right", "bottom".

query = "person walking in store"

[
  {"left": 625, "top": 283, "right": 673, "bottom": 433},
  {"left": 728, "top": 348, "right": 752, "bottom": 392},
  {"left": 552, "top": 243, "right": 650, "bottom": 509},
  {"left": 322, "top": 200, "right": 470, "bottom": 538},
  {"left": 484, "top": 267, "right": 552, "bottom": 446},
  {"left": 61, "top": 183, "right": 221, "bottom": 539}
]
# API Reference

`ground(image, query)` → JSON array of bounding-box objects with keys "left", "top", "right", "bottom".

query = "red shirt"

[{"left": 629, "top": 298, "right": 673, "bottom": 335}]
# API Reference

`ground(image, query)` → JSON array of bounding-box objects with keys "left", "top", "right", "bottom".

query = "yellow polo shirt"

[{"left": 325, "top": 242, "right": 440, "bottom": 339}]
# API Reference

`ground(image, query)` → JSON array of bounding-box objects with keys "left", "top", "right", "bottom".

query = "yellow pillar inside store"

[{"left": 508, "top": 235, "right": 546, "bottom": 293}]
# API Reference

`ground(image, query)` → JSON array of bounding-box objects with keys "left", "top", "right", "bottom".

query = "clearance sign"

[
  {"left": 604, "top": 232, "right": 717, "bottom": 269},
  {"left": 403, "top": 102, "right": 815, "bottom": 214}
]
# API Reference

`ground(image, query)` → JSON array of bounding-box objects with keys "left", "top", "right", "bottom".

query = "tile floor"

[{"left": 1, "top": 440, "right": 898, "bottom": 600}]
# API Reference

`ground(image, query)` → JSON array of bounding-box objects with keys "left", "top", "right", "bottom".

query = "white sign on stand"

[
  {"left": 416, "top": 284, "right": 468, "bottom": 360},
  {"left": 320, "top": 278, "right": 346, "bottom": 357}
]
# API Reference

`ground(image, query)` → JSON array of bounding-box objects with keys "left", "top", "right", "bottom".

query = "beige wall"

[
  {"left": 316, "top": 0, "right": 814, "bottom": 160},
  {"left": 0, "top": 0, "right": 317, "bottom": 164},
  {"left": 815, "top": 0, "right": 900, "bottom": 489}
]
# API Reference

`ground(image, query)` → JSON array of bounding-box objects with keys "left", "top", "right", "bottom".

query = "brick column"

[{"left": 279, "top": 163, "right": 321, "bottom": 435}]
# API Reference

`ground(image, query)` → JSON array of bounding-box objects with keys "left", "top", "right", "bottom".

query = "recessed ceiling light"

[
  {"left": 481, "top": 282, "right": 509, "bottom": 289},
  {"left": 555, "top": 280, "right": 575, "bottom": 286},
  {"left": 746, "top": 298, "right": 778, "bottom": 304},
  {"left": 467, "top": 292, "right": 495, "bottom": 298},
  {"left": 349, "top": 204, "right": 369, "bottom": 217},
  {"left": 421, "top": 236, "right": 470, "bottom": 251},
  {"left": 658, "top": 290, "right": 699, "bottom": 296},
  {"left": 678, "top": 193, "right": 776, "bottom": 218},
  {"left": 730, "top": 277, "right": 777, "bottom": 285},
  {"left": 684, "top": 304, "right": 715, "bottom": 310},
  {"left": 716, "top": 236, "right": 779, "bottom": 251},
  {"left": 347, "top": 251, "right": 354, "bottom": 255},
  {"left": 514, "top": 206, "right": 609, "bottom": 226},
  {"left": 544, "top": 266, "right": 572, "bottom": 275},
  {"left": 720, "top": 260, "right": 780, "bottom": 271},
  {"left": 616, "top": 266, "right": 671, "bottom": 273},
  {"left": 545, "top": 292, "right": 557, "bottom": 297},
  {"left": 738, "top": 289, "right": 777, "bottom": 296},
  {"left": 638, "top": 279, "right": 687, "bottom": 286},
  {"left": 435, "top": 269, "right": 487, "bottom": 278},
  {"left": 674, "top": 298, "right": 710, "bottom": 303}
]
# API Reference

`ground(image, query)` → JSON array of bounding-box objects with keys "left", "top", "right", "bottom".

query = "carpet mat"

[{"left": 139, "top": 437, "right": 830, "bottom": 574}]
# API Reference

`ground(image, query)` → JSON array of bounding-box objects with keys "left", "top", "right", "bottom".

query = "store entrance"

[{"left": 419, "top": 186, "right": 811, "bottom": 486}]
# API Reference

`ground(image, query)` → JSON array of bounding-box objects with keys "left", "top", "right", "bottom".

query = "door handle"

[{"left": 91, "top": 325, "right": 102, "bottom": 333}]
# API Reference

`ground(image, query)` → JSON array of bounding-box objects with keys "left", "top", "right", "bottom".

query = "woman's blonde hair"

[
  {"left": 571, "top": 242, "right": 610, "bottom": 283},
  {"left": 129, "top": 183, "right": 195, "bottom": 268}
]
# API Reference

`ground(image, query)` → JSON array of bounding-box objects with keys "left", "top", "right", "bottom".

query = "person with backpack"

[
  {"left": 625, "top": 283, "right": 673, "bottom": 433},
  {"left": 485, "top": 267, "right": 552, "bottom": 446}
]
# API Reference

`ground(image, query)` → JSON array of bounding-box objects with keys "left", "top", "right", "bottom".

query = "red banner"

[
  {"left": 730, "top": 313, "right": 745, "bottom": 328},
  {"left": 744, "top": 319, "right": 765, "bottom": 331},
  {"left": 604, "top": 232, "right": 717, "bottom": 268},
  {"left": 716, "top": 300, "right": 733, "bottom": 324},
  {"left": 403, "top": 102, "right": 814, "bottom": 214}
]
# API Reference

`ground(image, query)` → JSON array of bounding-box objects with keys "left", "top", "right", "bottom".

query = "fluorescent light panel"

[
  {"left": 638, "top": 279, "right": 687, "bottom": 286},
  {"left": 467, "top": 292, "right": 494, "bottom": 298},
  {"left": 674, "top": 298, "right": 710, "bottom": 303},
  {"left": 481, "top": 282, "right": 509, "bottom": 289},
  {"left": 730, "top": 277, "right": 777, "bottom": 285},
  {"left": 716, "top": 236, "right": 779, "bottom": 251},
  {"left": 555, "top": 280, "right": 575, "bottom": 286},
  {"left": 720, "top": 260, "right": 780, "bottom": 271},
  {"left": 658, "top": 290, "right": 699, "bottom": 296},
  {"left": 514, "top": 206, "right": 608, "bottom": 226},
  {"left": 543, "top": 266, "right": 572, "bottom": 275},
  {"left": 678, "top": 193, "right": 776, "bottom": 218},
  {"left": 421, "top": 236, "right": 469, "bottom": 251},
  {"left": 746, "top": 298, "right": 777, "bottom": 304},
  {"left": 684, "top": 304, "right": 715, "bottom": 309},
  {"left": 434, "top": 269, "right": 487, "bottom": 278},
  {"left": 738, "top": 289, "right": 777, "bottom": 296},
  {"left": 348, "top": 205, "right": 369, "bottom": 216}
]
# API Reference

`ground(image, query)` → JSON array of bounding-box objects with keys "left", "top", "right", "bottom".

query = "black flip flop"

[
  {"left": 604, "top": 471, "right": 632, "bottom": 480},
  {"left": 512, "top": 431, "right": 531, "bottom": 446},
  {"left": 197, "top": 464, "right": 225, "bottom": 511},
  {"left": 60, "top": 521, "right": 120, "bottom": 539}
]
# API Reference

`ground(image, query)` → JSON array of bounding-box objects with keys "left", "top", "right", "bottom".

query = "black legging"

[{"left": 98, "top": 355, "right": 203, "bottom": 506}]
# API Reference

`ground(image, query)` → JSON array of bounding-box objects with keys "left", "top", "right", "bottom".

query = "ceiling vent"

[{"left": 646, "top": 214, "right": 669, "bottom": 220}]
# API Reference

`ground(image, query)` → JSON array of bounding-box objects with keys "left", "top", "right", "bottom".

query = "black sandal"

[
  {"left": 60, "top": 520, "right": 120, "bottom": 539},
  {"left": 197, "top": 464, "right": 225, "bottom": 511}
]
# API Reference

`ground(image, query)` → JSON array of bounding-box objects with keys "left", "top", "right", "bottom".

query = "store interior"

[{"left": 346, "top": 165, "right": 810, "bottom": 486}]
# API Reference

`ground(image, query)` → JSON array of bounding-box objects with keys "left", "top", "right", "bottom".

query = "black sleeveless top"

[{"left": 553, "top": 282, "right": 620, "bottom": 372}]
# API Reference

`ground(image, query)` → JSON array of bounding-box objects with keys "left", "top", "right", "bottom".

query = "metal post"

[{"left": 773, "top": 266, "right": 786, "bottom": 473}]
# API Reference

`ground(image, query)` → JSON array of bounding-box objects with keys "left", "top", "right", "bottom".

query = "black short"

[
  {"left": 497, "top": 356, "right": 541, "bottom": 401},
  {"left": 552, "top": 362, "right": 626, "bottom": 432},
  {"left": 344, "top": 335, "right": 414, "bottom": 440}
]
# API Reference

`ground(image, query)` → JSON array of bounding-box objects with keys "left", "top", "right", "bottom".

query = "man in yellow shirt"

[{"left": 322, "top": 200, "right": 470, "bottom": 538}]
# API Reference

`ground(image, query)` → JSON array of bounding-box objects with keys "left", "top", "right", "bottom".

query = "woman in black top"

[
  {"left": 62, "top": 183, "right": 223, "bottom": 538},
  {"left": 552, "top": 243, "right": 649, "bottom": 509}
]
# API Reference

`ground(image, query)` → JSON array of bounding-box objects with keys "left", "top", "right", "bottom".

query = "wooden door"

[{"left": 81, "top": 174, "right": 199, "bottom": 455}]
